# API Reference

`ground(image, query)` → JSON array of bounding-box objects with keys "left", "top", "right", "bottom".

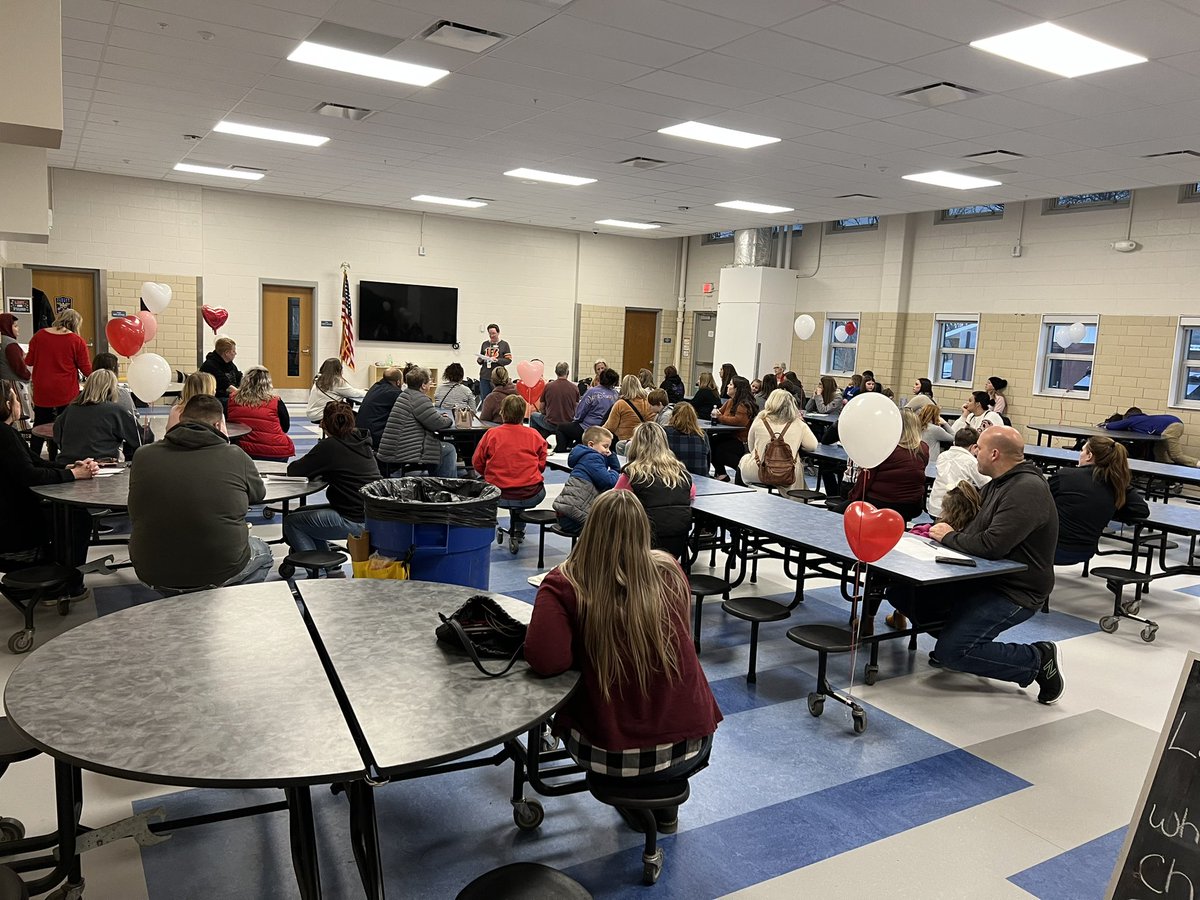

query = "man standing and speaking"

[{"left": 477, "top": 324, "right": 512, "bottom": 407}]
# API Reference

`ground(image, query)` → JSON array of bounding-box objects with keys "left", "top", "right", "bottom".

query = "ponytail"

[{"left": 1085, "top": 436, "right": 1130, "bottom": 508}]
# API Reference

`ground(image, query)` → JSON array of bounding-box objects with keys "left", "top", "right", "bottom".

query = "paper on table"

[
  {"left": 91, "top": 470, "right": 121, "bottom": 478},
  {"left": 891, "top": 534, "right": 969, "bottom": 562}
]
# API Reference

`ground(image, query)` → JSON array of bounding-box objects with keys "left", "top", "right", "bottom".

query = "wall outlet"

[
  {"left": 418, "top": 245, "right": 426, "bottom": 257},
  {"left": 1011, "top": 243, "right": 1022, "bottom": 258}
]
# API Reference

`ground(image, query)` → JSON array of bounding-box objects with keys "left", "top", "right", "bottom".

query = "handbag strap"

[
  {"left": 624, "top": 398, "right": 645, "bottom": 422},
  {"left": 441, "top": 614, "right": 524, "bottom": 678}
]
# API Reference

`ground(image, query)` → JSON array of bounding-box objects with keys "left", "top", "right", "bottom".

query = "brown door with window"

[
  {"left": 261, "top": 285, "right": 313, "bottom": 389},
  {"left": 32, "top": 269, "right": 97, "bottom": 354},
  {"left": 622, "top": 309, "right": 658, "bottom": 377}
]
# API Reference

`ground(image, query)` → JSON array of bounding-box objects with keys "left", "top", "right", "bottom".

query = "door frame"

[
  {"left": 258, "top": 278, "right": 319, "bottom": 377},
  {"left": 622, "top": 306, "right": 661, "bottom": 376},
  {"left": 23, "top": 264, "right": 105, "bottom": 352}
]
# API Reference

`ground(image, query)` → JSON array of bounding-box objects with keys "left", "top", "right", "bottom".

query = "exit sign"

[{"left": 702, "top": 282, "right": 714, "bottom": 294}]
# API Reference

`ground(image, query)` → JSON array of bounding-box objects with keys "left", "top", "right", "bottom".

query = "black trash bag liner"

[{"left": 361, "top": 477, "right": 499, "bottom": 526}]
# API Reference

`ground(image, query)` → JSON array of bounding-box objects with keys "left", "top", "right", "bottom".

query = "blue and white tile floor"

[{"left": 2, "top": 410, "right": 1197, "bottom": 898}]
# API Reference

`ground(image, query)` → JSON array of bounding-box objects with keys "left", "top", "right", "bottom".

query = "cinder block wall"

[{"left": 104, "top": 272, "right": 199, "bottom": 378}]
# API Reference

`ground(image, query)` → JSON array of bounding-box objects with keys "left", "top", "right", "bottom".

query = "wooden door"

[
  {"left": 31, "top": 269, "right": 97, "bottom": 354},
  {"left": 261, "top": 285, "right": 313, "bottom": 389},
  {"left": 622, "top": 309, "right": 658, "bottom": 377}
]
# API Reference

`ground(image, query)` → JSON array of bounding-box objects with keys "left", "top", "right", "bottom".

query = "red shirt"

[
  {"left": 25, "top": 330, "right": 92, "bottom": 408},
  {"left": 472, "top": 423, "right": 546, "bottom": 492},
  {"left": 526, "top": 567, "right": 723, "bottom": 751}
]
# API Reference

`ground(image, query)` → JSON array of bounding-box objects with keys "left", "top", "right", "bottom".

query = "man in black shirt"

[{"left": 477, "top": 324, "right": 512, "bottom": 408}]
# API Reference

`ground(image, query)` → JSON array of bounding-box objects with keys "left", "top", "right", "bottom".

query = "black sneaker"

[
  {"left": 1034, "top": 641, "right": 1064, "bottom": 704},
  {"left": 927, "top": 651, "right": 944, "bottom": 669}
]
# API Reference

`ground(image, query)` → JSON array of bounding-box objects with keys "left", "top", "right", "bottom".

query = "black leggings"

[
  {"left": 30, "top": 405, "right": 66, "bottom": 460},
  {"left": 709, "top": 435, "right": 746, "bottom": 479},
  {"left": 556, "top": 421, "right": 585, "bottom": 452}
]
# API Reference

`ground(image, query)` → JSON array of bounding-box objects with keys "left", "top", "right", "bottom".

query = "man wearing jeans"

[
  {"left": 1102, "top": 407, "right": 1197, "bottom": 467},
  {"left": 129, "top": 395, "right": 272, "bottom": 590},
  {"left": 887, "top": 426, "right": 1065, "bottom": 704}
]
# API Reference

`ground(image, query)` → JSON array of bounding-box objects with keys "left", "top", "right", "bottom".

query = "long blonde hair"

[
  {"left": 75, "top": 368, "right": 118, "bottom": 405},
  {"left": 898, "top": 408, "right": 924, "bottom": 453},
  {"left": 315, "top": 357, "right": 344, "bottom": 393},
  {"left": 560, "top": 491, "right": 689, "bottom": 701},
  {"left": 761, "top": 389, "right": 799, "bottom": 425},
  {"left": 176, "top": 371, "right": 216, "bottom": 408},
  {"left": 619, "top": 374, "right": 647, "bottom": 402},
  {"left": 624, "top": 422, "right": 689, "bottom": 490},
  {"left": 697, "top": 371, "right": 717, "bottom": 392},
  {"left": 916, "top": 402, "right": 942, "bottom": 429},
  {"left": 233, "top": 366, "right": 274, "bottom": 407}
]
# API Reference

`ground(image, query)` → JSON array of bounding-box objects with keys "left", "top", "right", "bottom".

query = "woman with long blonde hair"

[
  {"left": 168, "top": 371, "right": 219, "bottom": 430},
  {"left": 53, "top": 368, "right": 142, "bottom": 463},
  {"left": 738, "top": 389, "right": 817, "bottom": 491},
  {"left": 305, "top": 357, "right": 366, "bottom": 422},
  {"left": 25, "top": 307, "right": 91, "bottom": 459},
  {"left": 916, "top": 402, "right": 954, "bottom": 466},
  {"left": 616, "top": 422, "right": 694, "bottom": 559},
  {"left": 227, "top": 366, "right": 295, "bottom": 461},
  {"left": 688, "top": 370, "right": 721, "bottom": 420},
  {"left": 526, "top": 490, "right": 721, "bottom": 832}
]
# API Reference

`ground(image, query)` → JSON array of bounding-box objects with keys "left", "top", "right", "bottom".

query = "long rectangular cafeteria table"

[{"left": 1022, "top": 443, "right": 1200, "bottom": 501}]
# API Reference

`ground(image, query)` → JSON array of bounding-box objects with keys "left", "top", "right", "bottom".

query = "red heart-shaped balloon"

[
  {"left": 105, "top": 314, "right": 145, "bottom": 358},
  {"left": 843, "top": 501, "right": 905, "bottom": 563},
  {"left": 202, "top": 305, "right": 229, "bottom": 333}
]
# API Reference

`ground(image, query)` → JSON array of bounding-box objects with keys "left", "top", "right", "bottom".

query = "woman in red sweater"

[
  {"left": 526, "top": 490, "right": 721, "bottom": 834},
  {"left": 25, "top": 308, "right": 92, "bottom": 460},
  {"left": 472, "top": 394, "right": 547, "bottom": 554}
]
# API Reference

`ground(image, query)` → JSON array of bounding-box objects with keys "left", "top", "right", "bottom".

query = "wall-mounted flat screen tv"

[{"left": 357, "top": 281, "right": 458, "bottom": 345}]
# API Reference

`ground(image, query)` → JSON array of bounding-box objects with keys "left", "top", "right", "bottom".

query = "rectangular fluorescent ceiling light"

[
  {"left": 214, "top": 121, "right": 328, "bottom": 147},
  {"left": 658, "top": 121, "right": 780, "bottom": 149},
  {"left": 715, "top": 200, "right": 794, "bottom": 214},
  {"left": 412, "top": 195, "right": 487, "bottom": 208},
  {"left": 504, "top": 167, "right": 596, "bottom": 186},
  {"left": 173, "top": 163, "right": 264, "bottom": 181},
  {"left": 902, "top": 170, "right": 1001, "bottom": 189},
  {"left": 287, "top": 41, "right": 449, "bottom": 87},
  {"left": 970, "top": 23, "right": 1146, "bottom": 78},
  {"left": 595, "top": 219, "right": 660, "bottom": 230}
]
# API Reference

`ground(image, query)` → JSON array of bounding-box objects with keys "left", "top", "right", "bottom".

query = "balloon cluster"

[
  {"left": 103, "top": 281, "right": 176, "bottom": 402},
  {"left": 1054, "top": 322, "right": 1087, "bottom": 350},
  {"left": 838, "top": 392, "right": 905, "bottom": 563}
]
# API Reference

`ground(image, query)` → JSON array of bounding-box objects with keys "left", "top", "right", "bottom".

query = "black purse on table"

[{"left": 436, "top": 595, "right": 527, "bottom": 677}]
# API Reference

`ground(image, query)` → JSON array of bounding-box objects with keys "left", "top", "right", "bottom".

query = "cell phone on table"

[{"left": 935, "top": 555, "right": 976, "bottom": 567}]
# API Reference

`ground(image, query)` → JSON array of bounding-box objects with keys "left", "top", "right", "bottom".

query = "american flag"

[{"left": 339, "top": 265, "right": 355, "bottom": 370}]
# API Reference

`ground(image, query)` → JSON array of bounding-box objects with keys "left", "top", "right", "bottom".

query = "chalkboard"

[{"left": 1108, "top": 652, "right": 1200, "bottom": 899}]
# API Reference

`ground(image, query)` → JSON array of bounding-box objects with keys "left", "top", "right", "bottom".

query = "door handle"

[{"left": 301, "top": 348, "right": 311, "bottom": 354}]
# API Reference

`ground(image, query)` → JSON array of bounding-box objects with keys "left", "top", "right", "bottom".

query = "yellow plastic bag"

[{"left": 359, "top": 552, "right": 410, "bottom": 580}]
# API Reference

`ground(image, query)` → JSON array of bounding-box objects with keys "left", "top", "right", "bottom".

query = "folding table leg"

[
  {"left": 348, "top": 781, "right": 385, "bottom": 900},
  {"left": 285, "top": 785, "right": 322, "bottom": 899}
]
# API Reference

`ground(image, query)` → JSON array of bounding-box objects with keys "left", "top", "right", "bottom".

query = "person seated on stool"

[
  {"left": 472, "top": 395, "right": 547, "bottom": 554},
  {"left": 199, "top": 336, "right": 242, "bottom": 408},
  {"left": 557, "top": 368, "right": 619, "bottom": 453},
  {"left": 305, "top": 357, "right": 366, "bottom": 424},
  {"left": 950, "top": 390, "right": 1003, "bottom": 434},
  {"left": 434, "top": 362, "right": 477, "bottom": 413},
  {"left": 604, "top": 375, "right": 653, "bottom": 453},
  {"left": 885, "top": 426, "right": 1065, "bottom": 704},
  {"left": 356, "top": 366, "right": 402, "bottom": 451},
  {"left": 525, "top": 490, "right": 722, "bottom": 835},
  {"left": 530, "top": 362, "right": 579, "bottom": 443},
  {"left": 479, "top": 366, "right": 518, "bottom": 424},
  {"left": 129, "top": 395, "right": 272, "bottom": 591},
  {"left": 664, "top": 403, "right": 710, "bottom": 479},
  {"left": 830, "top": 409, "right": 928, "bottom": 521},
  {"left": 283, "top": 401, "right": 380, "bottom": 555},
  {"left": 737, "top": 389, "right": 817, "bottom": 493},
  {"left": 553, "top": 426, "right": 620, "bottom": 536},
  {"left": 928, "top": 426, "right": 989, "bottom": 518},
  {"left": 53, "top": 369, "right": 143, "bottom": 464},
  {"left": 227, "top": 366, "right": 295, "bottom": 462},
  {"left": 1050, "top": 435, "right": 1149, "bottom": 566},
  {"left": 167, "top": 372, "right": 222, "bottom": 431},
  {"left": 0, "top": 378, "right": 96, "bottom": 602},
  {"left": 90, "top": 353, "right": 137, "bottom": 416},
  {"left": 377, "top": 367, "right": 457, "bottom": 477},
  {"left": 709, "top": 376, "right": 757, "bottom": 482},
  {"left": 615, "top": 422, "right": 694, "bottom": 560}
]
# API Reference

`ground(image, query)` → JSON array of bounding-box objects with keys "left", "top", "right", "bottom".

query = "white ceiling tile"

[
  {"left": 1085, "top": 62, "right": 1200, "bottom": 107},
  {"left": 321, "top": 0, "right": 433, "bottom": 39},
  {"left": 774, "top": 5, "right": 955, "bottom": 63},
  {"left": 624, "top": 71, "right": 766, "bottom": 109},
  {"left": 883, "top": 108, "right": 1010, "bottom": 141},
  {"left": 901, "top": 45, "right": 1058, "bottom": 93},
  {"left": 663, "top": 0, "right": 825, "bottom": 28},
  {"left": 738, "top": 97, "right": 868, "bottom": 130},
  {"left": 837, "top": 120, "right": 952, "bottom": 150},
  {"left": 490, "top": 37, "right": 652, "bottom": 84},
  {"left": 588, "top": 85, "right": 725, "bottom": 122},
  {"left": 951, "top": 95, "right": 1069, "bottom": 129},
  {"left": 456, "top": 57, "right": 609, "bottom": 99},
  {"left": 1005, "top": 80, "right": 1148, "bottom": 118},
  {"left": 511, "top": 15, "right": 699, "bottom": 69},
  {"left": 841, "top": 0, "right": 1036, "bottom": 43},
  {"left": 62, "top": 38, "right": 105, "bottom": 60},
  {"left": 1059, "top": 0, "right": 1200, "bottom": 59},
  {"left": 787, "top": 83, "right": 923, "bottom": 120},
  {"left": 998, "top": 0, "right": 1123, "bottom": 16},
  {"left": 63, "top": 0, "right": 115, "bottom": 24},
  {"left": 564, "top": 0, "right": 757, "bottom": 50},
  {"left": 665, "top": 53, "right": 820, "bottom": 93},
  {"left": 714, "top": 31, "right": 879, "bottom": 80},
  {"left": 392, "top": 0, "right": 561, "bottom": 36}
]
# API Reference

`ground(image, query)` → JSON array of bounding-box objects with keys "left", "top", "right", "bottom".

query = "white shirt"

[
  {"left": 928, "top": 446, "right": 991, "bottom": 517},
  {"left": 305, "top": 380, "right": 367, "bottom": 422},
  {"left": 950, "top": 410, "right": 1003, "bottom": 434}
]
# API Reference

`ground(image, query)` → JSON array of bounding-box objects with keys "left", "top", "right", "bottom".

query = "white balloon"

[
  {"left": 1067, "top": 321, "right": 1087, "bottom": 343},
  {"left": 1055, "top": 331, "right": 1075, "bottom": 350},
  {"left": 127, "top": 352, "right": 172, "bottom": 403},
  {"left": 141, "top": 282, "right": 172, "bottom": 314},
  {"left": 839, "top": 393, "right": 902, "bottom": 469},
  {"left": 794, "top": 314, "right": 816, "bottom": 341},
  {"left": 834, "top": 325, "right": 848, "bottom": 343}
]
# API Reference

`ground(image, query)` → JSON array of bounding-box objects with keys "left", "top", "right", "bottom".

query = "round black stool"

[
  {"left": 722, "top": 597, "right": 791, "bottom": 683},
  {"left": 0, "top": 565, "right": 77, "bottom": 654},
  {"left": 520, "top": 509, "right": 560, "bottom": 568},
  {"left": 586, "top": 775, "right": 690, "bottom": 885},
  {"left": 686, "top": 574, "right": 730, "bottom": 654},
  {"left": 0, "top": 865, "right": 28, "bottom": 900},
  {"left": 456, "top": 862, "right": 591, "bottom": 900},
  {"left": 0, "top": 717, "right": 39, "bottom": 845},
  {"left": 278, "top": 550, "right": 347, "bottom": 580}
]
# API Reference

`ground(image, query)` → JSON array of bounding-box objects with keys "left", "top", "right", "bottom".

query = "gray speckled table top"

[
  {"left": 3, "top": 583, "right": 365, "bottom": 787},
  {"left": 297, "top": 580, "right": 579, "bottom": 776},
  {"left": 29, "top": 467, "right": 325, "bottom": 509}
]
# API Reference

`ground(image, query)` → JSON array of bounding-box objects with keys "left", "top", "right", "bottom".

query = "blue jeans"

[
  {"left": 529, "top": 411, "right": 555, "bottom": 438},
  {"left": 887, "top": 581, "right": 1040, "bottom": 686},
  {"left": 436, "top": 441, "right": 458, "bottom": 477},
  {"left": 284, "top": 507, "right": 364, "bottom": 553},
  {"left": 499, "top": 487, "right": 547, "bottom": 536},
  {"left": 223, "top": 536, "right": 273, "bottom": 586},
  {"left": 478, "top": 377, "right": 492, "bottom": 407},
  {"left": 1054, "top": 546, "right": 1093, "bottom": 566}
]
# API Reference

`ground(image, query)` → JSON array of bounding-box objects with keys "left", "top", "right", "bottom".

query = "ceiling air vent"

[
  {"left": 422, "top": 21, "right": 506, "bottom": 53},
  {"left": 617, "top": 157, "right": 669, "bottom": 170},
  {"left": 835, "top": 193, "right": 879, "bottom": 199},
  {"left": 230, "top": 165, "right": 268, "bottom": 174},
  {"left": 1142, "top": 150, "right": 1200, "bottom": 159},
  {"left": 963, "top": 150, "right": 1025, "bottom": 165},
  {"left": 895, "top": 82, "right": 982, "bottom": 107},
  {"left": 314, "top": 102, "right": 374, "bottom": 122}
]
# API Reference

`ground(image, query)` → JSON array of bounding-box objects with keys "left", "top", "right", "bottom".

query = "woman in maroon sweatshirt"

[
  {"left": 846, "top": 408, "right": 929, "bottom": 522},
  {"left": 525, "top": 490, "right": 721, "bottom": 834}
]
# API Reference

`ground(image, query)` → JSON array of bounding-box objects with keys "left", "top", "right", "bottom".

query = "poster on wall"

[
  {"left": 6, "top": 297, "right": 30, "bottom": 314},
  {"left": 55, "top": 296, "right": 73, "bottom": 313}
]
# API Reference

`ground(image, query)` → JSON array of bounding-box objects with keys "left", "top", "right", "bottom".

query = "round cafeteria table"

[{"left": 3, "top": 580, "right": 578, "bottom": 899}]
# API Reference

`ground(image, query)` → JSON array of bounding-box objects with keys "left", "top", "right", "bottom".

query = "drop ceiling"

[{"left": 53, "top": 0, "right": 1200, "bottom": 237}]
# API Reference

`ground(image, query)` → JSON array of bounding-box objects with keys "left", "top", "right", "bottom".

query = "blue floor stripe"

[{"left": 1008, "top": 827, "right": 1126, "bottom": 900}]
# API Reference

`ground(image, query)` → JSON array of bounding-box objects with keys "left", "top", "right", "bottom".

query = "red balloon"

[
  {"left": 201, "top": 305, "right": 229, "bottom": 333},
  {"left": 516, "top": 380, "right": 545, "bottom": 412},
  {"left": 844, "top": 321, "right": 858, "bottom": 336},
  {"left": 105, "top": 315, "right": 145, "bottom": 358},
  {"left": 843, "top": 501, "right": 904, "bottom": 563}
]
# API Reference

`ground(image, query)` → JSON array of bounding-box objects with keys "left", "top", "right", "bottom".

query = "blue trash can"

[{"left": 362, "top": 478, "right": 499, "bottom": 590}]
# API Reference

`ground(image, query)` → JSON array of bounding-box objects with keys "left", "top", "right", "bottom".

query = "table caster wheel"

[
  {"left": 7, "top": 630, "right": 33, "bottom": 654},
  {"left": 642, "top": 849, "right": 663, "bottom": 886},
  {"left": 0, "top": 817, "right": 25, "bottom": 841},
  {"left": 807, "top": 693, "right": 824, "bottom": 718},
  {"left": 1141, "top": 625, "right": 1158, "bottom": 643},
  {"left": 261, "top": 507, "right": 275, "bottom": 521},
  {"left": 852, "top": 709, "right": 867, "bottom": 734},
  {"left": 278, "top": 562, "right": 296, "bottom": 580},
  {"left": 513, "top": 798, "right": 544, "bottom": 831},
  {"left": 863, "top": 664, "right": 879, "bottom": 686},
  {"left": 508, "top": 537, "right": 519, "bottom": 555},
  {"left": 539, "top": 727, "right": 560, "bottom": 753},
  {"left": 1099, "top": 615, "right": 1119, "bottom": 634}
]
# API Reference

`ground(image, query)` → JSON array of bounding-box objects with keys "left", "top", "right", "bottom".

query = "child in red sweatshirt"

[{"left": 472, "top": 394, "right": 548, "bottom": 554}]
